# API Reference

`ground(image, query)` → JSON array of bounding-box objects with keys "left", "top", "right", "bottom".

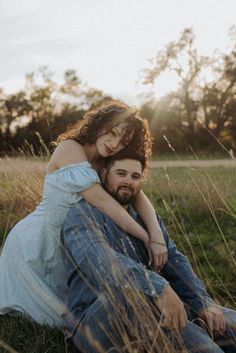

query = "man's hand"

[
  {"left": 155, "top": 285, "right": 188, "bottom": 330},
  {"left": 147, "top": 241, "right": 168, "bottom": 272},
  {"left": 198, "top": 306, "right": 226, "bottom": 338}
]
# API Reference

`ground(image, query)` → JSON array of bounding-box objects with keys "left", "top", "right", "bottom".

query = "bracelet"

[{"left": 149, "top": 240, "right": 166, "bottom": 247}]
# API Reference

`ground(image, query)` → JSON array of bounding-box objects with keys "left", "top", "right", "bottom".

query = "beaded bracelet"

[{"left": 149, "top": 240, "right": 166, "bottom": 247}]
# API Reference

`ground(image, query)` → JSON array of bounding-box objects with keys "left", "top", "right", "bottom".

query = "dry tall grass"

[{"left": 0, "top": 157, "right": 45, "bottom": 245}]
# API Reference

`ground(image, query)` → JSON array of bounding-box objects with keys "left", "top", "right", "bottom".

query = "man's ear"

[{"left": 100, "top": 168, "right": 108, "bottom": 183}]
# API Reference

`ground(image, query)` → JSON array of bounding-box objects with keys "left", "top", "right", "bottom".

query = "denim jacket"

[{"left": 62, "top": 200, "right": 214, "bottom": 328}]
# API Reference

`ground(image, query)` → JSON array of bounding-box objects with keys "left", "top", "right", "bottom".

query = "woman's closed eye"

[{"left": 120, "top": 136, "right": 131, "bottom": 147}]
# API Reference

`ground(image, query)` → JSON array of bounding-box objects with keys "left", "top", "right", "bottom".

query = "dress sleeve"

[{"left": 47, "top": 161, "right": 100, "bottom": 193}]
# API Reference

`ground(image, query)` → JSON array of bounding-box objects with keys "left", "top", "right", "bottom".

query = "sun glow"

[{"left": 151, "top": 71, "right": 180, "bottom": 99}]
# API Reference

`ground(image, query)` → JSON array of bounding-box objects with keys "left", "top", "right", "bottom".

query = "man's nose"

[{"left": 123, "top": 176, "right": 133, "bottom": 185}]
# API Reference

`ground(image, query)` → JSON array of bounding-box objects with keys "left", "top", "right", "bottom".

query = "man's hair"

[{"left": 104, "top": 149, "right": 146, "bottom": 172}]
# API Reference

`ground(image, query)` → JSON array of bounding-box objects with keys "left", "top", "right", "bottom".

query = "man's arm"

[
  {"left": 157, "top": 215, "right": 215, "bottom": 315},
  {"left": 132, "top": 209, "right": 224, "bottom": 332},
  {"left": 128, "top": 207, "right": 214, "bottom": 315},
  {"left": 62, "top": 201, "right": 168, "bottom": 299},
  {"left": 159, "top": 216, "right": 227, "bottom": 336}
]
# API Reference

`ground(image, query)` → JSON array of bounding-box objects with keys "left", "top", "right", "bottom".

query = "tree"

[
  {"left": 1, "top": 91, "right": 32, "bottom": 151},
  {"left": 140, "top": 94, "right": 191, "bottom": 153},
  {"left": 0, "top": 67, "right": 111, "bottom": 154},
  {"left": 142, "top": 28, "right": 236, "bottom": 152},
  {"left": 143, "top": 29, "right": 209, "bottom": 139}
]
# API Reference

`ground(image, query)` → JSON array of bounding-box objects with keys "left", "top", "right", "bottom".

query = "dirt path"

[
  {"left": 0, "top": 157, "right": 236, "bottom": 174},
  {"left": 149, "top": 159, "right": 236, "bottom": 168},
  {"left": 0, "top": 158, "right": 236, "bottom": 173}
]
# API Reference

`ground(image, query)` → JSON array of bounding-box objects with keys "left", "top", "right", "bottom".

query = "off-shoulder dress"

[{"left": 0, "top": 161, "right": 100, "bottom": 327}]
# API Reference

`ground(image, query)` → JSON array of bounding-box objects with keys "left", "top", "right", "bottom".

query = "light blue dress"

[{"left": 0, "top": 161, "right": 100, "bottom": 327}]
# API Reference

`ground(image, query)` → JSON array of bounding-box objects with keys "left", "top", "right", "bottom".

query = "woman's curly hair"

[{"left": 55, "top": 100, "right": 153, "bottom": 169}]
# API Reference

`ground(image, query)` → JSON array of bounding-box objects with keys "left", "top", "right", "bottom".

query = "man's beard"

[{"left": 102, "top": 182, "right": 136, "bottom": 206}]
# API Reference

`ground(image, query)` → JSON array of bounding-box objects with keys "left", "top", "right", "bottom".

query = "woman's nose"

[{"left": 111, "top": 137, "right": 121, "bottom": 149}]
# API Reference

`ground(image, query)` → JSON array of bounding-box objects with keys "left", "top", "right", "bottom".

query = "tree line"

[{"left": 0, "top": 28, "right": 236, "bottom": 156}]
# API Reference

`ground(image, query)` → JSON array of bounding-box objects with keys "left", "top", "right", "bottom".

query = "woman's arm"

[{"left": 134, "top": 191, "right": 168, "bottom": 271}]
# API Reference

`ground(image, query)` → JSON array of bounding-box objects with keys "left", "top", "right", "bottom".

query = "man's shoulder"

[
  {"left": 65, "top": 199, "right": 105, "bottom": 225},
  {"left": 70, "top": 199, "right": 102, "bottom": 216}
]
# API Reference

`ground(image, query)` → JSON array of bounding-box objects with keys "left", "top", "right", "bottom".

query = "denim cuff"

[
  {"left": 189, "top": 295, "right": 215, "bottom": 314},
  {"left": 147, "top": 271, "right": 169, "bottom": 298}
]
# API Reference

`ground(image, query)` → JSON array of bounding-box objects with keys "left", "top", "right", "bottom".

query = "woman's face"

[{"left": 96, "top": 122, "right": 132, "bottom": 157}]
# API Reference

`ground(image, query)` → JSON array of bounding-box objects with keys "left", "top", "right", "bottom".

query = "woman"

[{"left": 0, "top": 100, "right": 167, "bottom": 327}]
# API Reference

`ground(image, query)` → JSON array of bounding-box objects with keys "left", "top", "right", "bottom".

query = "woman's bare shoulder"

[{"left": 47, "top": 140, "right": 87, "bottom": 173}]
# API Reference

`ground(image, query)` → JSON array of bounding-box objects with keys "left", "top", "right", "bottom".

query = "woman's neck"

[{"left": 83, "top": 143, "right": 100, "bottom": 163}]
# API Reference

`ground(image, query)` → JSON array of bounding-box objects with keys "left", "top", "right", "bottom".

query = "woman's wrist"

[
  {"left": 141, "top": 230, "right": 149, "bottom": 247},
  {"left": 149, "top": 231, "right": 165, "bottom": 242}
]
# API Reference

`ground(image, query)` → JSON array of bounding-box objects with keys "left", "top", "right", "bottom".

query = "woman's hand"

[{"left": 146, "top": 240, "right": 168, "bottom": 272}]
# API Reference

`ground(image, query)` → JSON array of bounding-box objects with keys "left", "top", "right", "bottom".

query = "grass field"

[
  {"left": 0, "top": 157, "right": 236, "bottom": 352},
  {"left": 145, "top": 166, "right": 236, "bottom": 306}
]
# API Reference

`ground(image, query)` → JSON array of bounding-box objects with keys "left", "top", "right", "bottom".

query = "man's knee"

[
  {"left": 63, "top": 293, "right": 133, "bottom": 353},
  {"left": 221, "top": 306, "right": 236, "bottom": 332},
  {"left": 181, "top": 321, "right": 224, "bottom": 353}
]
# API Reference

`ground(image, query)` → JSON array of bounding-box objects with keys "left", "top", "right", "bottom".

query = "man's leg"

[
  {"left": 180, "top": 321, "right": 225, "bottom": 353},
  {"left": 68, "top": 293, "right": 124, "bottom": 353},
  {"left": 184, "top": 305, "right": 236, "bottom": 353},
  {"left": 214, "top": 306, "right": 236, "bottom": 353},
  {"left": 67, "top": 292, "right": 176, "bottom": 353},
  {"left": 66, "top": 293, "right": 229, "bottom": 353},
  {"left": 66, "top": 292, "right": 170, "bottom": 353},
  {"left": 222, "top": 306, "right": 236, "bottom": 333}
]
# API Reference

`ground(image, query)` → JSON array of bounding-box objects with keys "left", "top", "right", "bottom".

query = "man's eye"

[
  {"left": 117, "top": 172, "right": 126, "bottom": 177},
  {"left": 132, "top": 175, "right": 140, "bottom": 180}
]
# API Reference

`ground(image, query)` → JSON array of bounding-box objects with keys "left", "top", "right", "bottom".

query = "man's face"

[{"left": 101, "top": 159, "right": 143, "bottom": 206}]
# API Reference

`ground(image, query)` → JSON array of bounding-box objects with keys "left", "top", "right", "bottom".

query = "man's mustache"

[{"left": 118, "top": 185, "right": 133, "bottom": 192}]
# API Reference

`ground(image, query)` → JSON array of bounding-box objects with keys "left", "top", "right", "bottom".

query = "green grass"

[
  {"left": 143, "top": 166, "right": 236, "bottom": 307},
  {"left": 0, "top": 314, "right": 73, "bottom": 353},
  {"left": 145, "top": 166, "right": 236, "bottom": 214},
  {"left": 155, "top": 206, "right": 236, "bottom": 307}
]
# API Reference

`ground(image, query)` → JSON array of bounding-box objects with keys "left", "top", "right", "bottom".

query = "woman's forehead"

[{"left": 113, "top": 122, "right": 128, "bottom": 132}]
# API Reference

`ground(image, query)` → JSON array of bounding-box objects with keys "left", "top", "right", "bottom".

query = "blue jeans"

[
  {"left": 62, "top": 203, "right": 236, "bottom": 352},
  {"left": 66, "top": 292, "right": 236, "bottom": 353}
]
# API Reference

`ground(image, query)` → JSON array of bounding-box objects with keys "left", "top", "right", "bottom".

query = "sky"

[{"left": 0, "top": 0, "right": 235, "bottom": 104}]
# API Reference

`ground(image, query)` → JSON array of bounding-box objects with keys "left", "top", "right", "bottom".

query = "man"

[{"left": 61, "top": 150, "right": 236, "bottom": 353}]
